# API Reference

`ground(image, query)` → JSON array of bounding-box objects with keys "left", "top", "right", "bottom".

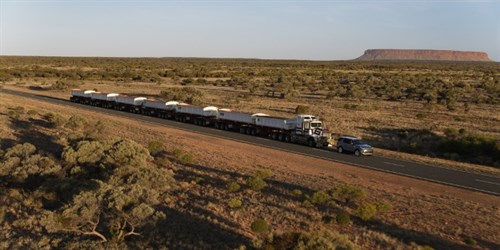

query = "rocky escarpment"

[{"left": 356, "top": 49, "right": 491, "bottom": 62}]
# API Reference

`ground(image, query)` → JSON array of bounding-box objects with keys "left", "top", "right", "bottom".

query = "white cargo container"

[
  {"left": 218, "top": 109, "right": 269, "bottom": 124},
  {"left": 71, "top": 89, "right": 95, "bottom": 98},
  {"left": 91, "top": 92, "right": 119, "bottom": 101},
  {"left": 176, "top": 104, "right": 218, "bottom": 117},
  {"left": 143, "top": 99, "right": 166, "bottom": 110},
  {"left": 116, "top": 95, "right": 147, "bottom": 106},
  {"left": 143, "top": 100, "right": 179, "bottom": 110},
  {"left": 255, "top": 116, "right": 296, "bottom": 130}
]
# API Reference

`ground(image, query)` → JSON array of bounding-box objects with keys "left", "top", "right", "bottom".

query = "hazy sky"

[{"left": 1, "top": 0, "right": 499, "bottom": 61}]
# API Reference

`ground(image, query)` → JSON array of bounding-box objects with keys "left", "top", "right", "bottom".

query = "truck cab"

[{"left": 289, "top": 115, "right": 329, "bottom": 147}]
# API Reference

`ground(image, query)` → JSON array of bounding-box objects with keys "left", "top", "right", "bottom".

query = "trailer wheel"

[
  {"left": 308, "top": 138, "right": 316, "bottom": 147},
  {"left": 284, "top": 135, "right": 291, "bottom": 142}
]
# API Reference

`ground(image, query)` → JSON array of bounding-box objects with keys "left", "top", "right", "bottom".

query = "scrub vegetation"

[
  {"left": 1, "top": 56, "right": 498, "bottom": 170},
  {"left": 0, "top": 93, "right": 498, "bottom": 249}
]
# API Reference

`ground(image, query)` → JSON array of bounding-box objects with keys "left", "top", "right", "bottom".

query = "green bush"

[
  {"left": 463, "top": 237, "right": 477, "bottom": 246},
  {"left": 265, "top": 230, "right": 358, "bottom": 250},
  {"left": 172, "top": 148, "right": 195, "bottom": 165},
  {"left": 45, "top": 112, "right": 66, "bottom": 128},
  {"left": 147, "top": 140, "right": 164, "bottom": 156},
  {"left": 309, "top": 191, "right": 331, "bottom": 205},
  {"left": 27, "top": 109, "right": 38, "bottom": 116},
  {"left": 160, "top": 87, "right": 204, "bottom": 105},
  {"left": 247, "top": 175, "right": 266, "bottom": 191},
  {"left": 292, "top": 189, "right": 303, "bottom": 196},
  {"left": 251, "top": 219, "right": 269, "bottom": 234},
  {"left": 331, "top": 184, "right": 366, "bottom": 204},
  {"left": 336, "top": 211, "right": 351, "bottom": 226},
  {"left": 254, "top": 169, "right": 273, "bottom": 179},
  {"left": 228, "top": 199, "right": 242, "bottom": 209},
  {"left": 227, "top": 182, "right": 241, "bottom": 193},
  {"left": 357, "top": 203, "right": 377, "bottom": 221},
  {"left": 65, "top": 115, "right": 88, "bottom": 130},
  {"left": 374, "top": 200, "right": 392, "bottom": 213},
  {"left": 295, "top": 105, "right": 310, "bottom": 114}
]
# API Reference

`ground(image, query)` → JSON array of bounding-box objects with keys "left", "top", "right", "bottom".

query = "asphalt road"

[{"left": 2, "top": 88, "right": 499, "bottom": 196}]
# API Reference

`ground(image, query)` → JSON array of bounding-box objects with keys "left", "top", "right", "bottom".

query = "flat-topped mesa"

[{"left": 356, "top": 49, "right": 491, "bottom": 62}]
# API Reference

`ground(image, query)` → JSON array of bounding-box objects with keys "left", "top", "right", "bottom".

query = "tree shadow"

[
  {"left": 9, "top": 117, "right": 64, "bottom": 157},
  {"left": 350, "top": 214, "right": 472, "bottom": 250},
  {"left": 149, "top": 207, "right": 251, "bottom": 249}
]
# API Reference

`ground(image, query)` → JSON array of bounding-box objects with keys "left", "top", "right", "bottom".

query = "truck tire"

[
  {"left": 308, "top": 139, "right": 316, "bottom": 147},
  {"left": 354, "top": 149, "right": 361, "bottom": 157},
  {"left": 337, "top": 147, "right": 343, "bottom": 153}
]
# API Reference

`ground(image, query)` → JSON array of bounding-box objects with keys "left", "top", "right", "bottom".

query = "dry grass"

[{"left": 4, "top": 79, "right": 499, "bottom": 175}]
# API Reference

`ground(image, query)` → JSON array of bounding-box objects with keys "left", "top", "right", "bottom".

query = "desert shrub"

[
  {"left": 65, "top": 115, "right": 88, "bottom": 130},
  {"left": 374, "top": 200, "right": 392, "bottom": 213},
  {"left": 416, "top": 113, "right": 427, "bottom": 120},
  {"left": 0, "top": 143, "right": 61, "bottom": 183},
  {"left": 265, "top": 230, "right": 358, "bottom": 250},
  {"left": 463, "top": 237, "right": 477, "bottom": 246},
  {"left": 247, "top": 175, "right": 266, "bottom": 191},
  {"left": 228, "top": 198, "right": 242, "bottom": 209},
  {"left": 356, "top": 201, "right": 391, "bottom": 222},
  {"left": 45, "top": 112, "right": 67, "bottom": 128},
  {"left": 63, "top": 138, "right": 153, "bottom": 171},
  {"left": 27, "top": 109, "right": 38, "bottom": 116},
  {"left": 292, "top": 189, "right": 303, "bottom": 196},
  {"left": 160, "top": 87, "right": 204, "bottom": 105},
  {"left": 336, "top": 211, "right": 351, "bottom": 226},
  {"left": 331, "top": 184, "right": 366, "bottom": 204},
  {"left": 172, "top": 148, "right": 195, "bottom": 165},
  {"left": 309, "top": 191, "right": 332, "bottom": 205},
  {"left": 50, "top": 80, "right": 79, "bottom": 90},
  {"left": 7, "top": 110, "right": 19, "bottom": 119},
  {"left": 147, "top": 140, "right": 164, "bottom": 156},
  {"left": 254, "top": 169, "right": 273, "bottom": 179},
  {"left": 251, "top": 219, "right": 269, "bottom": 234},
  {"left": 357, "top": 203, "right": 377, "bottom": 221},
  {"left": 13, "top": 106, "right": 24, "bottom": 113},
  {"left": 295, "top": 105, "right": 310, "bottom": 114},
  {"left": 227, "top": 182, "right": 241, "bottom": 193}
]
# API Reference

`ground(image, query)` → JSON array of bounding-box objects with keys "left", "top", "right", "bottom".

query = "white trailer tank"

[
  {"left": 91, "top": 92, "right": 119, "bottom": 101},
  {"left": 116, "top": 95, "right": 147, "bottom": 106},
  {"left": 218, "top": 109, "right": 269, "bottom": 124},
  {"left": 176, "top": 104, "right": 218, "bottom": 117},
  {"left": 255, "top": 116, "right": 296, "bottom": 130},
  {"left": 71, "top": 89, "right": 95, "bottom": 98}
]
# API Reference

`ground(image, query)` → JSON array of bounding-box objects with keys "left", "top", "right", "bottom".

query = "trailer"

[
  {"left": 90, "top": 92, "right": 119, "bottom": 108},
  {"left": 142, "top": 100, "right": 179, "bottom": 118},
  {"left": 217, "top": 109, "right": 268, "bottom": 134},
  {"left": 115, "top": 95, "right": 147, "bottom": 113},
  {"left": 253, "top": 114, "right": 329, "bottom": 146},
  {"left": 175, "top": 104, "right": 218, "bottom": 126},
  {"left": 70, "top": 89, "right": 95, "bottom": 104}
]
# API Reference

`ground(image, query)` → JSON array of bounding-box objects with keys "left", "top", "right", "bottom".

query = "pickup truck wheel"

[
  {"left": 337, "top": 147, "right": 343, "bottom": 153},
  {"left": 354, "top": 150, "right": 361, "bottom": 157},
  {"left": 308, "top": 139, "right": 316, "bottom": 147}
]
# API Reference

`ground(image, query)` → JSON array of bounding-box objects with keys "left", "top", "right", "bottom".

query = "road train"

[{"left": 70, "top": 89, "right": 330, "bottom": 147}]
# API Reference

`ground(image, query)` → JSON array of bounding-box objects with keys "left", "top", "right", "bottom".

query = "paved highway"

[{"left": 2, "top": 88, "right": 499, "bottom": 196}]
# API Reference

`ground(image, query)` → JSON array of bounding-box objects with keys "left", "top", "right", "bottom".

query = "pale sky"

[{"left": 1, "top": 0, "right": 499, "bottom": 61}]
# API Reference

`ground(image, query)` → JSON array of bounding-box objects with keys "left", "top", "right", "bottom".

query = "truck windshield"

[{"left": 311, "top": 122, "right": 322, "bottom": 128}]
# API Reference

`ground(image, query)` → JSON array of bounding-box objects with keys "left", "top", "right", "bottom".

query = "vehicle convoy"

[
  {"left": 336, "top": 136, "right": 374, "bottom": 156},
  {"left": 69, "top": 89, "right": 330, "bottom": 148}
]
